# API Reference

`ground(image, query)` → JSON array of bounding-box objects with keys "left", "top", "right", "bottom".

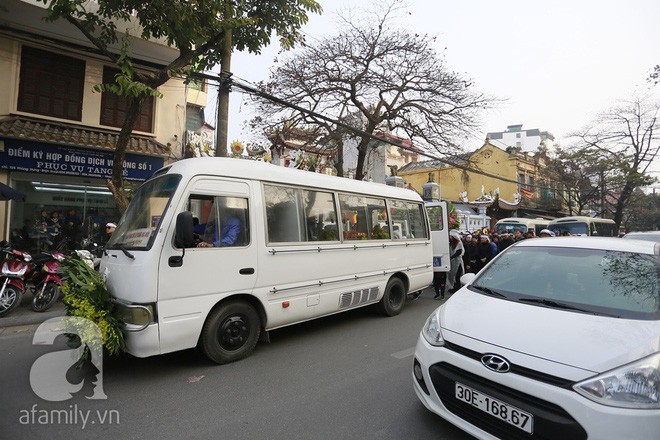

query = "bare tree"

[
  {"left": 571, "top": 97, "right": 659, "bottom": 227},
  {"left": 545, "top": 148, "right": 610, "bottom": 215},
  {"left": 250, "top": 0, "right": 494, "bottom": 180}
]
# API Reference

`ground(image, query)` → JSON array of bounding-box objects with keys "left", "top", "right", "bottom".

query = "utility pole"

[{"left": 214, "top": 27, "right": 232, "bottom": 158}]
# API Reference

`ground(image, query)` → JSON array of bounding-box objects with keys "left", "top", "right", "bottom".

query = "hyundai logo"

[{"left": 481, "top": 354, "right": 511, "bottom": 373}]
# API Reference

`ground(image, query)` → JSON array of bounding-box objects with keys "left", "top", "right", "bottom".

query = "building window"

[
  {"left": 100, "top": 67, "right": 154, "bottom": 132},
  {"left": 518, "top": 173, "right": 525, "bottom": 184},
  {"left": 528, "top": 176, "right": 534, "bottom": 186},
  {"left": 17, "top": 46, "right": 85, "bottom": 121},
  {"left": 516, "top": 133, "right": 521, "bottom": 138},
  {"left": 516, "top": 141, "right": 522, "bottom": 148}
]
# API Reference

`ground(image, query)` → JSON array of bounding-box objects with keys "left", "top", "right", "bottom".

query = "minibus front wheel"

[{"left": 200, "top": 300, "right": 261, "bottom": 364}]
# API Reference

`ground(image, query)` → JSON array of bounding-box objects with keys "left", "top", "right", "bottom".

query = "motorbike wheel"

[
  {"left": 31, "top": 282, "right": 60, "bottom": 313},
  {"left": 0, "top": 285, "right": 23, "bottom": 317}
]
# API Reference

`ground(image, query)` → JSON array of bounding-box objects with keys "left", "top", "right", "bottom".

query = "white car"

[{"left": 413, "top": 237, "right": 659, "bottom": 440}]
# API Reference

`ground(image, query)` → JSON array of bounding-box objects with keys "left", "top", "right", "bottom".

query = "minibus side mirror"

[{"left": 175, "top": 211, "right": 195, "bottom": 248}]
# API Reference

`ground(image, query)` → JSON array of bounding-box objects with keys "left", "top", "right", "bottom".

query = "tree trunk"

[
  {"left": 355, "top": 123, "right": 376, "bottom": 181},
  {"left": 108, "top": 95, "right": 145, "bottom": 214},
  {"left": 355, "top": 136, "right": 370, "bottom": 181},
  {"left": 613, "top": 182, "right": 635, "bottom": 229},
  {"left": 335, "top": 135, "right": 344, "bottom": 177}
]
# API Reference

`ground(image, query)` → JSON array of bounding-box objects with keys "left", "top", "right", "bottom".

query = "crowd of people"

[
  {"left": 432, "top": 227, "right": 563, "bottom": 300},
  {"left": 12, "top": 208, "right": 117, "bottom": 254}
]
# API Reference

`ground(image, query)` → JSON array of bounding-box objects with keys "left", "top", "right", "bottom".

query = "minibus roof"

[
  {"left": 496, "top": 217, "right": 548, "bottom": 224},
  {"left": 549, "top": 216, "right": 615, "bottom": 223},
  {"left": 159, "top": 157, "right": 424, "bottom": 201}
]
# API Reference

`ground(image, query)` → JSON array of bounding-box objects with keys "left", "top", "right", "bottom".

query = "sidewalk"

[{"left": 0, "top": 292, "right": 65, "bottom": 336}]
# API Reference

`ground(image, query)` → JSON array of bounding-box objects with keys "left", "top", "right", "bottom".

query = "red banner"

[{"left": 520, "top": 187, "right": 535, "bottom": 199}]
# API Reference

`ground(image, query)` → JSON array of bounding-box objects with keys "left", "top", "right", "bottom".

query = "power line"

[
  {"left": 192, "top": 71, "right": 650, "bottom": 197},
  {"left": 193, "top": 71, "right": 544, "bottom": 187}
]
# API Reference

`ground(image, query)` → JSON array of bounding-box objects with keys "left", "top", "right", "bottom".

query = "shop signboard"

[{"left": 0, "top": 139, "right": 164, "bottom": 181}]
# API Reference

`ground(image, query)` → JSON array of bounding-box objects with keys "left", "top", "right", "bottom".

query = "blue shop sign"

[{"left": 0, "top": 139, "right": 164, "bottom": 181}]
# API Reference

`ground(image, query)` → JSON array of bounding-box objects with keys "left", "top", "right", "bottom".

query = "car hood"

[{"left": 440, "top": 289, "right": 660, "bottom": 373}]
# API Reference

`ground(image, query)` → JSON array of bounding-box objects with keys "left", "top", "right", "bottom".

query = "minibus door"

[
  {"left": 427, "top": 202, "right": 450, "bottom": 273},
  {"left": 157, "top": 179, "right": 258, "bottom": 353}
]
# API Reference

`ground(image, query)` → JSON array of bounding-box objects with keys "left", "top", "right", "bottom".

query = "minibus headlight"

[
  {"left": 114, "top": 302, "right": 154, "bottom": 331},
  {"left": 422, "top": 310, "right": 445, "bottom": 347},
  {"left": 573, "top": 352, "right": 660, "bottom": 409}
]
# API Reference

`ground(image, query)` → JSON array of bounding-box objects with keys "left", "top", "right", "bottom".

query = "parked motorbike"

[
  {"left": 0, "top": 243, "right": 32, "bottom": 318},
  {"left": 76, "top": 236, "right": 102, "bottom": 270},
  {"left": 29, "top": 251, "right": 66, "bottom": 312}
]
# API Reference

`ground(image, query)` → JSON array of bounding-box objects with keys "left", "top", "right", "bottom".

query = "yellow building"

[{"left": 399, "top": 140, "right": 552, "bottom": 219}]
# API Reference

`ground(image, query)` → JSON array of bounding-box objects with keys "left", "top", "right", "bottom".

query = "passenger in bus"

[{"left": 196, "top": 214, "right": 242, "bottom": 247}]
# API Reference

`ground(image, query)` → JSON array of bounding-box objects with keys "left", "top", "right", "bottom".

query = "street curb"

[{"left": 0, "top": 297, "right": 65, "bottom": 329}]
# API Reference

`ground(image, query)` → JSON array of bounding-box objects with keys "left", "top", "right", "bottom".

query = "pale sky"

[{"left": 212, "top": 0, "right": 660, "bottom": 178}]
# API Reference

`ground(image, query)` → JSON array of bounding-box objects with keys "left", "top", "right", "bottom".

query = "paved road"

[{"left": 0, "top": 287, "right": 473, "bottom": 440}]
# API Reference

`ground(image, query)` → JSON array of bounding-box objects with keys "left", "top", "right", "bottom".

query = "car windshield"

[
  {"left": 107, "top": 174, "right": 181, "bottom": 250},
  {"left": 471, "top": 246, "right": 659, "bottom": 320},
  {"left": 550, "top": 222, "right": 588, "bottom": 236},
  {"left": 495, "top": 223, "right": 527, "bottom": 234}
]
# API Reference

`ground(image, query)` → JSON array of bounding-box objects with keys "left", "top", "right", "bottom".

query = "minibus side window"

[
  {"left": 265, "top": 185, "right": 304, "bottom": 243},
  {"left": 265, "top": 185, "right": 342, "bottom": 243},
  {"left": 427, "top": 206, "right": 444, "bottom": 231},
  {"left": 338, "top": 194, "right": 389, "bottom": 241},
  {"left": 187, "top": 195, "right": 249, "bottom": 247},
  {"left": 408, "top": 202, "right": 429, "bottom": 239},
  {"left": 301, "top": 189, "right": 339, "bottom": 242}
]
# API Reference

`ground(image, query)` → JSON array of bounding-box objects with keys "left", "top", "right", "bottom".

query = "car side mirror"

[
  {"left": 460, "top": 273, "right": 476, "bottom": 285},
  {"left": 175, "top": 211, "right": 195, "bottom": 248}
]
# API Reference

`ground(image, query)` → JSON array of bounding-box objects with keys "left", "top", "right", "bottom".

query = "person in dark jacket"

[{"left": 474, "top": 234, "right": 494, "bottom": 272}]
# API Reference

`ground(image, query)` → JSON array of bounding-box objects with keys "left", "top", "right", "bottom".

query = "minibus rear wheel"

[
  {"left": 200, "top": 300, "right": 261, "bottom": 364},
  {"left": 376, "top": 277, "right": 406, "bottom": 316}
]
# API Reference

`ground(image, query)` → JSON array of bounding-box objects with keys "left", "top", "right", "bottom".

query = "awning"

[
  {"left": 0, "top": 182, "right": 25, "bottom": 201},
  {"left": 0, "top": 116, "right": 172, "bottom": 157}
]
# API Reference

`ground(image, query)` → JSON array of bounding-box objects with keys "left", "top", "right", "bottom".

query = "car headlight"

[
  {"left": 422, "top": 310, "right": 445, "bottom": 346},
  {"left": 573, "top": 352, "right": 660, "bottom": 409}
]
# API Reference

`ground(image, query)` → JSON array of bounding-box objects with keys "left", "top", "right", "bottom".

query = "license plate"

[
  {"left": 433, "top": 257, "right": 442, "bottom": 267},
  {"left": 455, "top": 382, "right": 533, "bottom": 434}
]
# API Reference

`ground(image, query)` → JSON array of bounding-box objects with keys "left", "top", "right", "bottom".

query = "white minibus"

[
  {"left": 494, "top": 217, "right": 549, "bottom": 236},
  {"left": 102, "top": 158, "right": 433, "bottom": 364},
  {"left": 548, "top": 216, "right": 617, "bottom": 237}
]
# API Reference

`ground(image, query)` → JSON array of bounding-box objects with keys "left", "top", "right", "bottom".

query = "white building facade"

[
  {"left": 343, "top": 131, "right": 421, "bottom": 183},
  {"left": 486, "top": 124, "right": 555, "bottom": 153}
]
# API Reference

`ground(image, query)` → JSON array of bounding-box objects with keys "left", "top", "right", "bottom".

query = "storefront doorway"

[{"left": 8, "top": 173, "right": 120, "bottom": 254}]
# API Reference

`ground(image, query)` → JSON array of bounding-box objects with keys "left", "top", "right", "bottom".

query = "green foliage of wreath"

[{"left": 60, "top": 255, "right": 125, "bottom": 356}]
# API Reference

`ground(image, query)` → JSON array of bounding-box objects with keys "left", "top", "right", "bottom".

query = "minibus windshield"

[
  {"left": 495, "top": 223, "right": 527, "bottom": 234},
  {"left": 107, "top": 174, "right": 182, "bottom": 250},
  {"left": 550, "top": 222, "right": 588, "bottom": 236}
]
